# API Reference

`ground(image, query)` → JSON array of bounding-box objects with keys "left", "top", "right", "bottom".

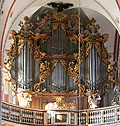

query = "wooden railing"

[
  {"left": 2, "top": 102, "right": 120, "bottom": 125},
  {"left": 78, "top": 106, "right": 120, "bottom": 126},
  {"left": 2, "top": 102, "right": 47, "bottom": 125}
]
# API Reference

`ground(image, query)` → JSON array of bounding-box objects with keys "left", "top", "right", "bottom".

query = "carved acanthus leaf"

[{"left": 34, "top": 60, "right": 58, "bottom": 92}]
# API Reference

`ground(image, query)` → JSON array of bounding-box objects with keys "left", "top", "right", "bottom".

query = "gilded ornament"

[
  {"left": 17, "top": 92, "right": 32, "bottom": 107},
  {"left": 52, "top": 23, "right": 59, "bottom": 33},
  {"left": 36, "top": 15, "right": 50, "bottom": 28},
  {"left": 33, "top": 33, "right": 49, "bottom": 43},
  {"left": 10, "top": 82, "right": 16, "bottom": 96},
  {"left": 45, "top": 96, "right": 76, "bottom": 110},
  {"left": 88, "top": 93, "right": 101, "bottom": 109},
  {"left": 34, "top": 46, "right": 46, "bottom": 63},
  {"left": 79, "top": 84, "right": 85, "bottom": 97},
  {"left": 103, "top": 84, "right": 109, "bottom": 95},
  {"left": 72, "top": 14, "right": 78, "bottom": 26},
  {"left": 34, "top": 60, "right": 58, "bottom": 92},
  {"left": 103, "top": 34, "right": 109, "bottom": 43},
  {"left": 60, "top": 60, "right": 67, "bottom": 70},
  {"left": 69, "top": 35, "right": 78, "bottom": 44},
  {"left": 51, "top": 12, "right": 70, "bottom": 33},
  {"left": 95, "top": 42, "right": 112, "bottom": 63},
  {"left": 18, "top": 39, "right": 24, "bottom": 53},
  {"left": 107, "top": 61, "right": 118, "bottom": 83},
  {"left": 19, "top": 16, "right": 33, "bottom": 30},
  {"left": 112, "top": 85, "right": 120, "bottom": 105},
  {"left": 8, "top": 30, "right": 17, "bottom": 40},
  {"left": 103, "top": 62, "right": 118, "bottom": 95},
  {"left": 86, "top": 42, "right": 92, "bottom": 56},
  {"left": 5, "top": 40, "right": 24, "bottom": 60},
  {"left": 68, "top": 62, "right": 79, "bottom": 84},
  {"left": 34, "top": 33, "right": 41, "bottom": 40},
  {"left": 53, "top": 12, "right": 67, "bottom": 21},
  {"left": 2, "top": 60, "right": 12, "bottom": 82},
  {"left": 5, "top": 43, "right": 16, "bottom": 60},
  {"left": 61, "top": 23, "right": 67, "bottom": 33}
]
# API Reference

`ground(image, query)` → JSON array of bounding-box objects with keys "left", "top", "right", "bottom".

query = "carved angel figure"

[
  {"left": 112, "top": 85, "right": 120, "bottom": 105},
  {"left": 17, "top": 92, "right": 32, "bottom": 107},
  {"left": 88, "top": 93, "right": 101, "bottom": 109},
  {"left": 36, "top": 15, "right": 49, "bottom": 28}
]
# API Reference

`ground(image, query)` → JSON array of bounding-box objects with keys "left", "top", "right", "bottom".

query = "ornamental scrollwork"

[
  {"left": 5, "top": 39, "right": 24, "bottom": 61},
  {"left": 45, "top": 96, "right": 76, "bottom": 110},
  {"left": 32, "top": 33, "right": 50, "bottom": 43},
  {"left": 10, "top": 82, "right": 16, "bottom": 96},
  {"left": 28, "top": 40, "right": 34, "bottom": 53},
  {"left": 86, "top": 42, "right": 93, "bottom": 56},
  {"left": 59, "top": 60, "right": 68, "bottom": 71},
  {"left": 51, "top": 12, "right": 70, "bottom": 34},
  {"left": 3, "top": 39, "right": 24, "bottom": 86},
  {"left": 34, "top": 61, "right": 50, "bottom": 92},
  {"left": 18, "top": 16, "right": 34, "bottom": 34},
  {"left": 80, "top": 18, "right": 112, "bottom": 64},
  {"left": 103, "top": 84, "right": 109, "bottom": 95},
  {"left": 103, "top": 61, "right": 118, "bottom": 95},
  {"left": 72, "top": 14, "right": 79, "bottom": 26},
  {"left": 67, "top": 52, "right": 84, "bottom": 86},
  {"left": 108, "top": 61, "right": 118, "bottom": 83},
  {"left": 53, "top": 12, "right": 68, "bottom": 21},
  {"left": 34, "top": 46, "right": 46, "bottom": 64},
  {"left": 68, "top": 39, "right": 93, "bottom": 62},
  {"left": 78, "top": 84, "right": 86, "bottom": 97},
  {"left": 2, "top": 59, "right": 12, "bottom": 82},
  {"left": 34, "top": 60, "right": 58, "bottom": 92},
  {"left": 95, "top": 42, "right": 112, "bottom": 63},
  {"left": 5, "top": 43, "right": 16, "bottom": 60},
  {"left": 52, "top": 21, "right": 67, "bottom": 34},
  {"left": 69, "top": 34, "right": 78, "bottom": 45},
  {"left": 2, "top": 59, "right": 17, "bottom": 96},
  {"left": 68, "top": 61, "right": 79, "bottom": 84},
  {"left": 73, "top": 53, "right": 84, "bottom": 63}
]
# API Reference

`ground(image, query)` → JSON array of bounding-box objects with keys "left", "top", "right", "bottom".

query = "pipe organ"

[{"left": 3, "top": 6, "right": 117, "bottom": 109}]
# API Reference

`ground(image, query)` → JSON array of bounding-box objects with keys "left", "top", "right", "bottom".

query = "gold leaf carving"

[
  {"left": 69, "top": 35, "right": 78, "bottom": 44},
  {"left": 86, "top": 42, "right": 92, "bottom": 56},
  {"left": 60, "top": 60, "right": 67, "bottom": 70},
  {"left": 34, "top": 46, "right": 46, "bottom": 64},
  {"left": 68, "top": 62, "right": 79, "bottom": 84},
  {"left": 2, "top": 60, "right": 12, "bottom": 82},
  {"left": 5, "top": 40, "right": 24, "bottom": 60},
  {"left": 95, "top": 42, "right": 112, "bottom": 63},
  {"left": 34, "top": 60, "right": 58, "bottom": 92}
]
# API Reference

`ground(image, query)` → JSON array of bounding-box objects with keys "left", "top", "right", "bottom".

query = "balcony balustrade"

[{"left": 1, "top": 102, "right": 120, "bottom": 125}]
